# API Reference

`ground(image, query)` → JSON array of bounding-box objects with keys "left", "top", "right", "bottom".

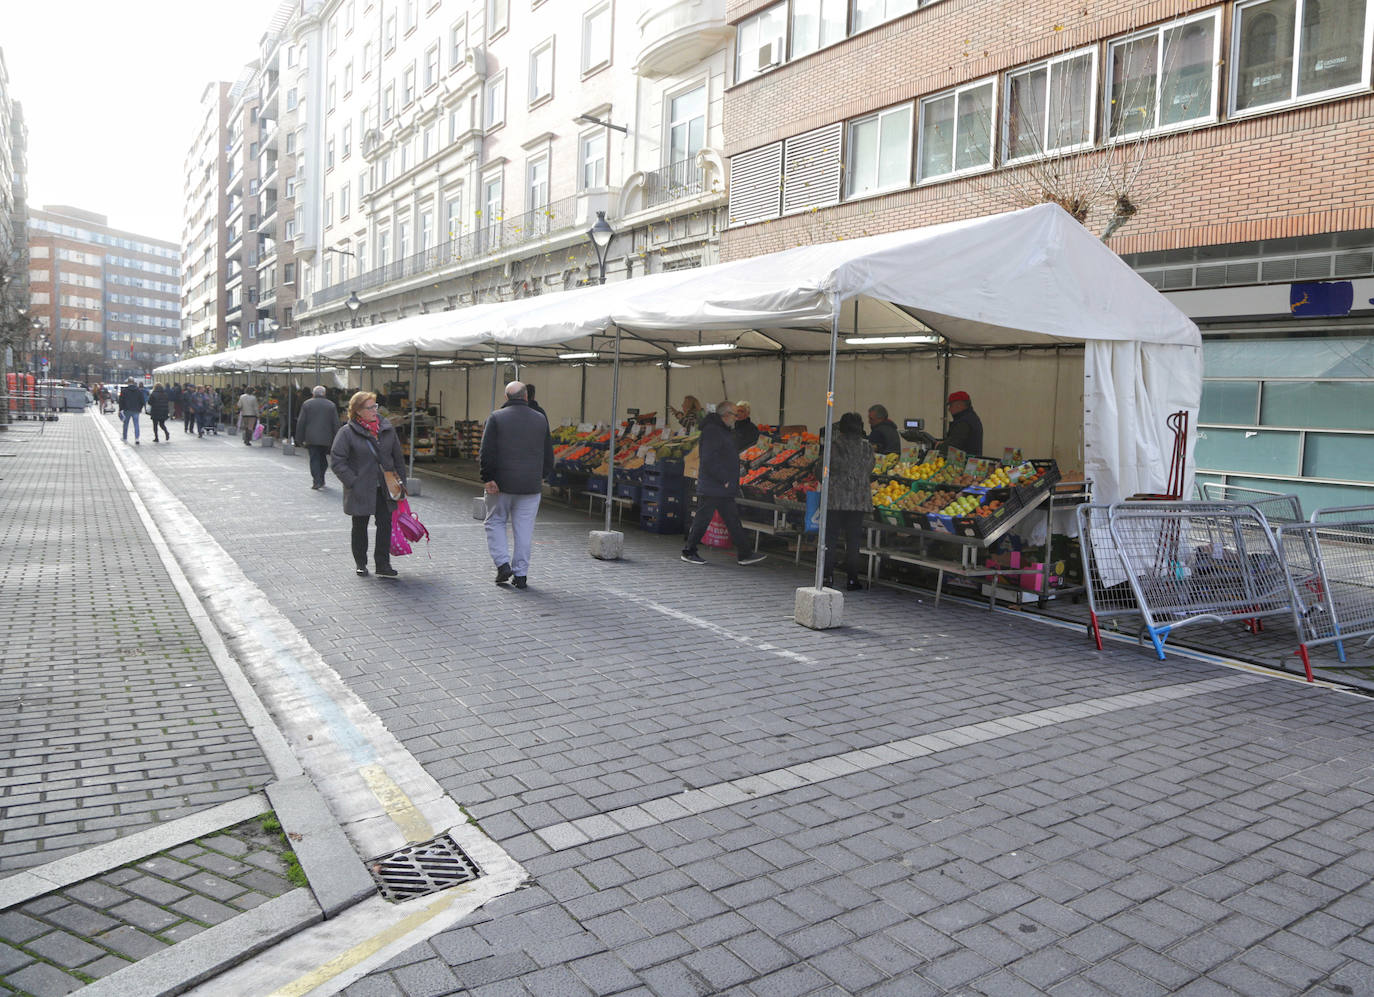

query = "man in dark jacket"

[
  {"left": 525, "top": 382, "right": 547, "bottom": 420},
  {"left": 479, "top": 381, "right": 555, "bottom": 589},
  {"left": 118, "top": 379, "right": 144, "bottom": 445},
  {"left": 681, "top": 402, "right": 766, "bottom": 566},
  {"left": 732, "top": 400, "right": 760, "bottom": 452},
  {"left": 866, "top": 404, "right": 900, "bottom": 456},
  {"left": 296, "top": 385, "right": 342, "bottom": 489},
  {"left": 942, "top": 390, "right": 984, "bottom": 456}
]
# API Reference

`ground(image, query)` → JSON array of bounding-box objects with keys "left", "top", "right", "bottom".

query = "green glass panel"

[
  {"left": 1303, "top": 432, "right": 1374, "bottom": 483},
  {"left": 1203, "top": 337, "right": 1374, "bottom": 378},
  {"left": 1216, "top": 473, "right": 1374, "bottom": 514},
  {"left": 1260, "top": 381, "right": 1374, "bottom": 431},
  {"left": 1194, "top": 427, "right": 1301, "bottom": 475},
  {"left": 1199, "top": 381, "right": 1259, "bottom": 425}
]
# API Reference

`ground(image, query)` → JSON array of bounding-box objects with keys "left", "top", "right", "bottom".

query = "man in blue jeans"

[
  {"left": 118, "top": 379, "right": 144, "bottom": 445},
  {"left": 479, "top": 381, "right": 554, "bottom": 589}
]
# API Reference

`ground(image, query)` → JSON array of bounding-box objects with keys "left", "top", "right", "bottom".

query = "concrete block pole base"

[
  {"left": 405, "top": 476, "right": 421, "bottom": 497},
  {"left": 280, "top": 442, "right": 295, "bottom": 455},
  {"left": 589, "top": 530, "right": 623, "bottom": 561},
  {"left": 259, "top": 435, "right": 275, "bottom": 448},
  {"left": 795, "top": 586, "right": 844, "bottom": 630},
  {"left": 472, "top": 496, "right": 487, "bottom": 520}
]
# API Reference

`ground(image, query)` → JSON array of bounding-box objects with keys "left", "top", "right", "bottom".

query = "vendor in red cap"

[{"left": 941, "top": 390, "right": 983, "bottom": 456}]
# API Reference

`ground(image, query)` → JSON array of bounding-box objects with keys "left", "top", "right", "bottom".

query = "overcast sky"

[{"left": 6, "top": 0, "right": 288, "bottom": 245}]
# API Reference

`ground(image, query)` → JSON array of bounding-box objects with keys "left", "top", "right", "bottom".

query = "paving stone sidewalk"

[
  {"left": 0, "top": 413, "right": 273, "bottom": 874},
  {"left": 125, "top": 422, "right": 1374, "bottom": 996}
]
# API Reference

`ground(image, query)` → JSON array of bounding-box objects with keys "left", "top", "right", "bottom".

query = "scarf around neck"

[{"left": 354, "top": 416, "right": 380, "bottom": 441}]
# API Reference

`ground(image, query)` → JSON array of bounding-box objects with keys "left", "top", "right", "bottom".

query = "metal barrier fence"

[
  {"left": 1077, "top": 504, "right": 1139, "bottom": 650},
  {"left": 1276, "top": 515, "right": 1374, "bottom": 675},
  {"left": 3, "top": 390, "right": 61, "bottom": 422}
]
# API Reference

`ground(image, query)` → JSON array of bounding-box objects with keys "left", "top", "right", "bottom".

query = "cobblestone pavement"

[
  {"left": 0, "top": 415, "right": 274, "bottom": 877},
  {"left": 0, "top": 814, "right": 297, "bottom": 995},
  {"left": 106, "top": 410, "right": 1374, "bottom": 997}
]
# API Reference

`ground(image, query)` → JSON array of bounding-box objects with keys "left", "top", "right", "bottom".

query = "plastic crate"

[
  {"left": 613, "top": 482, "right": 641, "bottom": 502},
  {"left": 646, "top": 458, "right": 685, "bottom": 477},
  {"left": 587, "top": 476, "right": 608, "bottom": 495},
  {"left": 876, "top": 507, "right": 906, "bottom": 527}
]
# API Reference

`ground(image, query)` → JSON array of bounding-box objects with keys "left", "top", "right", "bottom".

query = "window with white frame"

[
  {"left": 356, "top": 239, "right": 366, "bottom": 268},
  {"left": 345, "top": 0, "right": 355, "bottom": 31},
  {"left": 286, "top": 177, "right": 297, "bottom": 198},
  {"left": 792, "top": 0, "right": 847, "bottom": 58},
  {"left": 423, "top": 125, "right": 434, "bottom": 159},
  {"left": 383, "top": 83, "right": 395, "bottom": 121},
  {"left": 527, "top": 155, "right": 550, "bottom": 210},
  {"left": 364, "top": 41, "right": 374, "bottom": 76},
  {"left": 488, "top": 0, "right": 509, "bottom": 36},
  {"left": 668, "top": 84, "right": 707, "bottom": 166},
  {"left": 486, "top": 71, "right": 507, "bottom": 127},
  {"left": 339, "top": 249, "right": 350, "bottom": 281},
  {"left": 405, "top": 0, "right": 417, "bottom": 32},
  {"left": 328, "top": 20, "right": 338, "bottom": 52},
  {"left": 918, "top": 78, "right": 995, "bottom": 180},
  {"left": 736, "top": 3, "right": 787, "bottom": 83},
  {"left": 400, "top": 139, "right": 410, "bottom": 173},
  {"left": 425, "top": 43, "right": 440, "bottom": 89},
  {"left": 582, "top": 3, "right": 611, "bottom": 73},
  {"left": 327, "top": 138, "right": 336, "bottom": 169},
  {"left": 1232, "top": 0, "right": 1370, "bottom": 113},
  {"left": 385, "top": 13, "right": 397, "bottom": 49},
  {"left": 420, "top": 210, "right": 433, "bottom": 251},
  {"left": 1004, "top": 48, "right": 1096, "bottom": 162},
  {"left": 325, "top": 194, "right": 334, "bottom": 226},
  {"left": 341, "top": 183, "right": 351, "bottom": 218},
  {"left": 1106, "top": 10, "right": 1219, "bottom": 137},
  {"left": 378, "top": 231, "right": 390, "bottom": 267},
  {"left": 845, "top": 103, "right": 912, "bottom": 197},
  {"left": 580, "top": 129, "right": 606, "bottom": 189},
  {"left": 345, "top": 62, "right": 354, "bottom": 96},
  {"left": 449, "top": 107, "right": 464, "bottom": 142},
  {"left": 446, "top": 193, "right": 463, "bottom": 240},
  {"left": 286, "top": 87, "right": 298, "bottom": 110},
  {"left": 450, "top": 19, "right": 467, "bottom": 69},
  {"left": 403, "top": 63, "right": 417, "bottom": 104},
  {"left": 530, "top": 39, "right": 555, "bottom": 103},
  {"left": 328, "top": 81, "right": 337, "bottom": 111},
  {"left": 398, "top": 220, "right": 411, "bottom": 259},
  {"left": 851, "top": 0, "right": 919, "bottom": 32},
  {"left": 343, "top": 123, "right": 352, "bottom": 158},
  {"left": 482, "top": 172, "right": 503, "bottom": 236}
]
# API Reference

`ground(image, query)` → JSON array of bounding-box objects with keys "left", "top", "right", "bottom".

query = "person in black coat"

[
  {"left": 942, "top": 390, "right": 984, "bottom": 456},
  {"left": 147, "top": 384, "right": 171, "bottom": 443},
  {"left": 479, "top": 381, "right": 555, "bottom": 589},
  {"left": 118, "top": 380, "right": 144, "bottom": 445},
  {"left": 681, "top": 402, "right": 765, "bottom": 566},
  {"left": 330, "top": 391, "right": 407, "bottom": 579},
  {"left": 296, "top": 386, "right": 342, "bottom": 490},
  {"left": 866, "top": 404, "right": 900, "bottom": 456}
]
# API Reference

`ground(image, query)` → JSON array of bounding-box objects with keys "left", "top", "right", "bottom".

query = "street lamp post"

[
  {"left": 346, "top": 290, "right": 362, "bottom": 328},
  {"left": 584, "top": 211, "right": 624, "bottom": 556}
]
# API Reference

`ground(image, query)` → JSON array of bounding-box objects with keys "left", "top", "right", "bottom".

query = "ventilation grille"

[
  {"left": 369, "top": 833, "right": 483, "bottom": 902},
  {"left": 728, "top": 142, "right": 783, "bottom": 227},
  {"left": 782, "top": 123, "right": 843, "bottom": 215}
]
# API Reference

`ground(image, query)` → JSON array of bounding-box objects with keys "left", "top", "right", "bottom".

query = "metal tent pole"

[
  {"left": 813, "top": 302, "right": 842, "bottom": 591},
  {"left": 408, "top": 349, "right": 418, "bottom": 479},
  {"left": 605, "top": 325, "right": 621, "bottom": 534}
]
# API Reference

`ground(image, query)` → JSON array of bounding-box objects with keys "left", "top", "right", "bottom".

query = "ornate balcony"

[{"left": 634, "top": 0, "right": 733, "bottom": 79}]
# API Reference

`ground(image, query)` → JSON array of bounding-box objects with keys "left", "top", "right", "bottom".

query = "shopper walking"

[
  {"left": 237, "top": 386, "right": 260, "bottom": 446},
  {"left": 479, "top": 381, "right": 555, "bottom": 589},
  {"left": 147, "top": 384, "right": 172, "bottom": 443},
  {"left": 681, "top": 401, "right": 765, "bottom": 566},
  {"left": 295, "top": 385, "right": 340, "bottom": 490},
  {"left": 330, "top": 391, "right": 405, "bottom": 579},
  {"left": 183, "top": 385, "right": 198, "bottom": 434},
  {"left": 118, "top": 379, "right": 144, "bottom": 445},
  {"left": 821, "top": 412, "right": 875, "bottom": 591}
]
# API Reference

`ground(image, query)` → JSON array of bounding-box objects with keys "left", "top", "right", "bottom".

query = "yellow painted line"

[
  {"left": 266, "top": 891, "right": 460, "bottom": 997},
  {"left": 358, "top": 764, "right": 434, "bottom": 844}
]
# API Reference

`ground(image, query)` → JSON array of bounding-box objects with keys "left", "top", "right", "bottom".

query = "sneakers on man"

[
  {"left": 680, "top": 550, "right": 707, "bottom": 564},
  {"left": 375, "top": 566, "right": 399, "bottom": 579},
  {"left": 512, "top": 576, "right": 528, "bottom": 589},
  {"left": 495, "top": 562, "right": 514, "bottom": 585},
  {"left": 737, "top": 552, "right": 766, "bottom": 566}
]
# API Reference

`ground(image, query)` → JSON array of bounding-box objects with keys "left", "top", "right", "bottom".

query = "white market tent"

[{"left": 157, "top": 204, "right": 1201, "bottom": 507}]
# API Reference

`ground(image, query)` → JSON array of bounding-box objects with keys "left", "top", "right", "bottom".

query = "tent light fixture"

[
  {"left": 844, "top": 335, "right": 942, "bottom": 345},
  {"left": 482, "top": 356, "right": 516, "bottom": 363},
  {"left": 559, "top": 351, "right": 599, "bottom": 360},
  {"left": 676, "top": 343, "right": 738, "bottom": 354},
  {"left": 378, "top": 363, "right": 400, "bottom": 368},
  {"left": 428, "top": 359, "right": 456, "bottom": 366}
]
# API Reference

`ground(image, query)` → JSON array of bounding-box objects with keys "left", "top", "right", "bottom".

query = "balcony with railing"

[
  {"left": 635, "top": 0, "right": 731, "bottom": 78},
  {"left": 644, "top": 158, "right": 706, "bottom": 209},
  {"left": 307, "top": 190, "right": 617, "bottom": 309}
]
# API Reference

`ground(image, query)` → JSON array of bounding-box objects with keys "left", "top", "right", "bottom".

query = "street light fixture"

[
  {"left": 346, "top": 291, "right": 362, "bottom": 327},
  {"left": 587, "top": 211, "right": 615, "bottom": 285}
]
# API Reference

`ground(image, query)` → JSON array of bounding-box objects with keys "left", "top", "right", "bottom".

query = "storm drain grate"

[{"left": 368, "top": 833, "right": 483, "bottom": 901}]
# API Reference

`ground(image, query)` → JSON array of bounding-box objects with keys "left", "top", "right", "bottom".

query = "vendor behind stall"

[
  {"left": 866, "top": 404, "right": 901, "bottom": 455},
  {"left": 732, "top": 400, "right": 760, "bottom": 452},
  {"left": 942, "top": 390, "right": 983, "bottom": 455}
]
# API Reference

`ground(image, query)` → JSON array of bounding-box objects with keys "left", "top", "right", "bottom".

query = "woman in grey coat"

[
  {"left": 823, "top": 411, "right": 876, "bottom": 591},
  {"left": 329, "top": 391, "right": 406, "bottom": 579}
]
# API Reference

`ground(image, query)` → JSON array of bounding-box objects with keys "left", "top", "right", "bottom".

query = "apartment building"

[
  {"left": 27, "top": 206, "right": 180, "bottom": 381},
  {"left": 289, "top": 0, "right": 731, "bottom": 332},
  {"left": 1, "top": 50, "right": 28, "bottom": 351},
  {"left": 183, "top": 82, "right": 232, "bottom": 357},
  {"left": 722, "top": 0, "right": 1374, "bottom": 507}
]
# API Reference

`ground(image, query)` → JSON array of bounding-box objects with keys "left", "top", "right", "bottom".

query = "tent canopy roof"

[{"left": 156, "top": 204, "right": 1199, "bottom": 374}]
